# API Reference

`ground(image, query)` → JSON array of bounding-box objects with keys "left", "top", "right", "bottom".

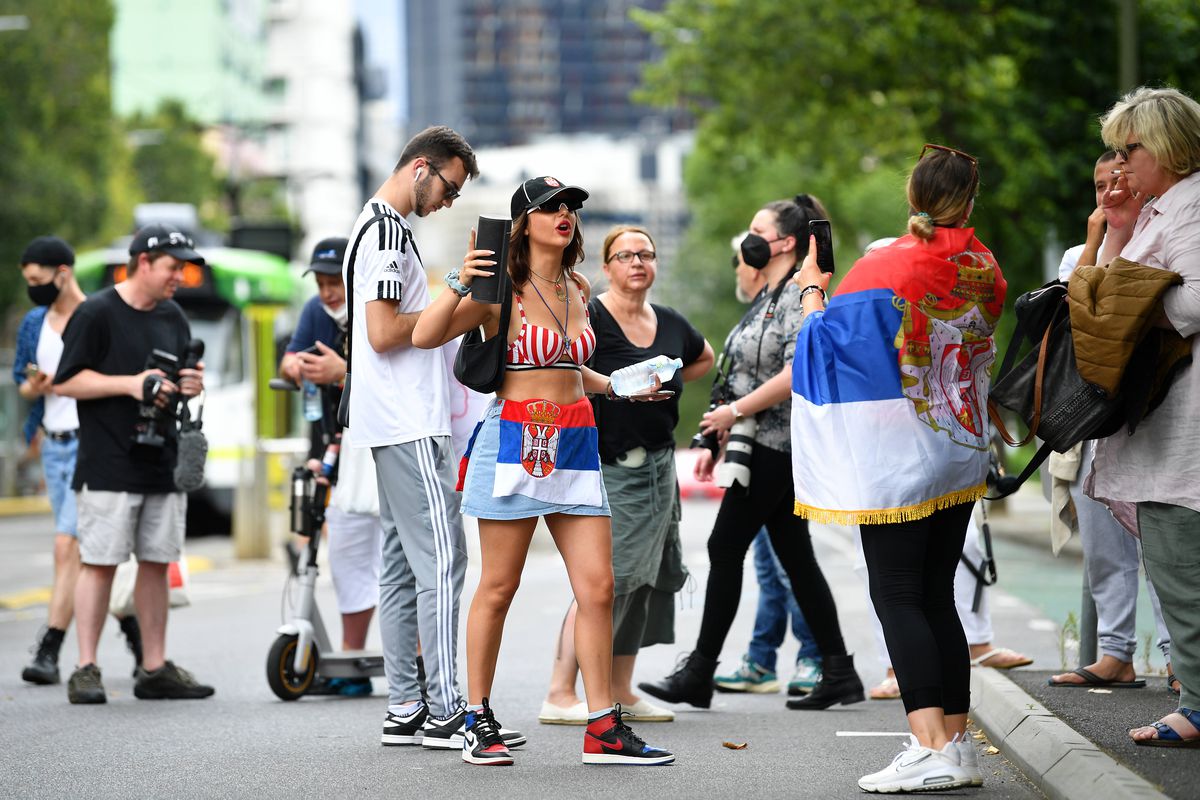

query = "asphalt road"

[{"left": 0, "top": 496, "right": 1051, "bottom": 799}]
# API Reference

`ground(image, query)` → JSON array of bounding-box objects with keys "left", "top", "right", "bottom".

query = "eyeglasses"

[
  {"left": 530, "top": 197, "right": 583, "bottom": 214},
  {"left": 920, "top": 143, "right": 979, "bottom": 191},
  {"left": 1115, "top": 142, "right": 1144, "bottom": 160},
  {"left": 607, "top": 250, "right": 657, "bottom": 264},
  {"left": 426, "top": 162, "right": 461, "bottom": 201}
]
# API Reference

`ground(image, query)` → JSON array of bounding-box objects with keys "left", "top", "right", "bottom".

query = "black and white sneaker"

[
  {"left": 381, "top": 704, "right": 428, "bottom": 746},
  {"left": 462, "top": 698, "right": 514, "bottom": 766},
  {"left": 423, "top": 703, "right": 527, "bottom": 750}
]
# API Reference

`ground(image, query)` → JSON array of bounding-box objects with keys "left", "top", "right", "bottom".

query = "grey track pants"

[{"left": 372, "top": 437, "right": 467, "bottom": 717}]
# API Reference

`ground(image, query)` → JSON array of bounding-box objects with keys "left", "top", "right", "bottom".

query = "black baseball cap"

[
  {"left": 305, "top": 237, "right": 348, "bottom": 276},
  {"left": 509, "top": 176, "right": 589, "bottom": 220},
  {"left": 20, "top": 235, "right": 75, "bottom": 268},
  {"left": 129, "top": 223, "right": 205, "bottom": 266}
]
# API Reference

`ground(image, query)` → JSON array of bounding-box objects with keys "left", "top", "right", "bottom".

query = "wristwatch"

[
  {"left": 443, "top": 269, "right": 470, "bottom": 297},
  {"left": 729, "top": 402, "right": 745, "bottom": 422}
]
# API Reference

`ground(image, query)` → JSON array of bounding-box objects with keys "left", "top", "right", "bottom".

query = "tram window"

[{"left": 186, "top": 308, "right": 244, "bottom": 388}]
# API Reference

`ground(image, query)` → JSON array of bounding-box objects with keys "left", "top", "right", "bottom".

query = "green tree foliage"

[
  {"left": 126, "top": 99, "right": 225, "bottom": 229},
  {"left": 0, "top": 0, "right": 116, "bottom": 308},
  {"left": 634, "top": 0, "right": 1200, "bottom": 347}
]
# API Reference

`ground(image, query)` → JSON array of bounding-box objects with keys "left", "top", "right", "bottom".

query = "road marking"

[
  {"left": 1027, "top": 618, "right": 1058, "bottom": 631},
  {"left": 0, "top": 554, "right": 213, "bottom": 610},
  {"left": 0, "top": 496, "right": 51, "bottom": 517},
  {"left": 836, "top": 731, "right": 913, "bottom": 737}
]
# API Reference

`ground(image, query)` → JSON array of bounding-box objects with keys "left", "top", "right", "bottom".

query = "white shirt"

[
  {"left": 343, "top": 198, "right": 452, "bottom": 447},
  {"left": 1091, "top": 170, "right": 1200, "bottom": 514},
  {"left": 36, "top": 315, "right": 79, "bottom": 433},
  {"left": 1057, "top": 234, "right": 1107, "bottom": 282}
]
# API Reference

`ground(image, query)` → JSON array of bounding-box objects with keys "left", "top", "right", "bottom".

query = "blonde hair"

[
  {"left": 1101, "top": 86, "right": 1200, "bottom": 177},
  {"left": 906, "top": 147, "right": 979, "bottom": 240},
  {"left": 602, "top": 225, "right": 656, "bottom": 262}
]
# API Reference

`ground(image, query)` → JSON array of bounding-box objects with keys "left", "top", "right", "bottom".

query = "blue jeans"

[
  {"left": 41, "top": 435, "right": 78, "bottom": 537},
  {"left": 747, "top": 528, "right": 820, "bottom": 671}
]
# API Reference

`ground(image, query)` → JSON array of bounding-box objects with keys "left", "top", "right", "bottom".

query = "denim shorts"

[
  {"left": 460, "top": 398, "right": 610, "bottom": 520},
  {"left": 40, "top": 435, "right": 78, "bottom": 537}
]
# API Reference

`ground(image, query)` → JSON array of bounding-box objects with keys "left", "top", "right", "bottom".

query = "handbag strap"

[{"left": 989, "top": 302, "right": 1062, "bottom": 447}]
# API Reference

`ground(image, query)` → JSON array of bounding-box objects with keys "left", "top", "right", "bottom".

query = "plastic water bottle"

[
  {"left": 302, "top": 380, "right": 322, "bottom": 421},
  {"left": 609, "top": 355, "right": 684, "bottom": 397}
]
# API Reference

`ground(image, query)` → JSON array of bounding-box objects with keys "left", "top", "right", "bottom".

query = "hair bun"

[{"left": 794, "top": 193, "right": 812, "bottom": 208}]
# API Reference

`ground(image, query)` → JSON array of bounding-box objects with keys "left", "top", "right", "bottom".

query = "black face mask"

[
  {"left": 27, "top": 278, "right": 61, "bottom": 307},
  {"left": 739, "top": 233, "right": 778, "bottom": 269}
]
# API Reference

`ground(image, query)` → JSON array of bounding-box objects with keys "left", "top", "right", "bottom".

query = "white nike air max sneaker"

[{"left": 858, "top": 735, "right": 972, "bottom": 793}]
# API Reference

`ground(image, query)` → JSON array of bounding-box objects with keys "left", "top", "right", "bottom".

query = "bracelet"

[
  {"left": 799, "top": 284, "right": 827, "bottom": 304},
  {"left": 443, "top": 269, "right": 470, "bottom": 297},
  {"left": 605, "top": 381, "right": 618, "bottom": 400}
]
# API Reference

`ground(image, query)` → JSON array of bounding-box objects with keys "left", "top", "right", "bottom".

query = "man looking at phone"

[
  {"left": 344, "top": 126, "right": 525, "bottom": 749},
  {"left": 14, "top": 237, "right": 145, "bottom": 686},
  {"left": 54, "top": 224, "right": 213, "bottom": 705},
  {"left": 279, "top": 237, "right": 382, "bottom": 697}
]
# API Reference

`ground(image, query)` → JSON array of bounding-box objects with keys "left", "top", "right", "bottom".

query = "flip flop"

[
  {"left": 970, "top": 647, "right": 1034, "bottom": 669},
  {"left": 1047, "top": 666, "right": 1146, "bottom": 689},
  {"left": 1131, "top": 708, "right": 1200, "bottom": 748},
  {"left": 869, "top": 676, "right": 900, "bottom": 700}
]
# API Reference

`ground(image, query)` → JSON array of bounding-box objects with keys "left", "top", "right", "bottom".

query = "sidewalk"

[{"left": 974, "top": 487, "right": 1192, "bottom": 800}]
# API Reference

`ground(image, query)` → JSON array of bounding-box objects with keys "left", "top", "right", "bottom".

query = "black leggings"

[
  {"left": 695, "top": 444, "right": 847, "bottom": 661},
  {"left": 860, "top": 502, "right": 974, "bottom": 715}
]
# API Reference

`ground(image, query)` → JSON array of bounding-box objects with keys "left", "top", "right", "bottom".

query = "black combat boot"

[
  {"left": 119, "top": 615, "right": 144, "bottom": 677},
  {"left": 786, "top": 653, "right": 865, "bottom": 710},
  {"left": 22, "top": 626, "right": 66, "bottom": 685},
  {"left": 637, "top": 651, "right": 718, "bottom": 709}
]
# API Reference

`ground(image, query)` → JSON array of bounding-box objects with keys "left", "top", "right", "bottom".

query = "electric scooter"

[{"left": 265, "top": 378, "right": 385, "bottom": 700}]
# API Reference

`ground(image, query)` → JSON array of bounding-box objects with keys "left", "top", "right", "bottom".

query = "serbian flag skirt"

[{"left": 494, "top": 397, "right": 603, "bottom": 507}]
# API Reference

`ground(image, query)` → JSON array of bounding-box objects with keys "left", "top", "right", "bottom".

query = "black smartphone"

[
  {"left": 471, "top": 215, "right": 512, "bottom": 304},
  {"left": 810, "top": 219, "right": 835, "bottom": 274}
]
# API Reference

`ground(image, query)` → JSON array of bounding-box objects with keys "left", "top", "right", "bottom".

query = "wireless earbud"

[{"left": 414, "top": 168, "right": 424, "bottom": 182}]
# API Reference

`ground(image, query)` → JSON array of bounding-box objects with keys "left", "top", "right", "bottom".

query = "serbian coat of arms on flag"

[{"left": 494, "top": 397, "right": 603, "bottom": 506}]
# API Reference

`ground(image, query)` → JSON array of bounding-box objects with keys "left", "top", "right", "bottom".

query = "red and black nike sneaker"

[
  {"left": 582, "top": 705, "right": 675, "bottom": 765},
  {"left": 462, "top": 698, "right": 514, "bottom": 766}
]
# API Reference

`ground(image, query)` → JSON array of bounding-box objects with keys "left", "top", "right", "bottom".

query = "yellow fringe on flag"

[{"left": 793, "top": 483, "right": 988, "bottom": 526}]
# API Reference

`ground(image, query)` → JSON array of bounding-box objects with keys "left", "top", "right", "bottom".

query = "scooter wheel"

[{"left": 267, "top": 633, "right": 317, "bottom": 700}]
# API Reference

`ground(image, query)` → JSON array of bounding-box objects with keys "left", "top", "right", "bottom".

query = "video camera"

[
  {"left": 689, "top": 351, "right": 731, "bottom": 460},
  {"left": 134, "top": 340, "right": 204, "bottom": 449}
]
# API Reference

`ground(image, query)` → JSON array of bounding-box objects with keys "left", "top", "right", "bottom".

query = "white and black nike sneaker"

[
  {"left": 381, "top": 704, "right": 428, "bottom": 746},
  {"left": 462, "top": 698, "right": 514, "bottom": 766},
  {"left": 422, "top": 702, "right": 527, "bottom": 750}
]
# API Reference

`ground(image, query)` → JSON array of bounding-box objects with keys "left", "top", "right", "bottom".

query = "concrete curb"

[{"left": 971, "top": 667, "right": 1166, "bottom": 800}]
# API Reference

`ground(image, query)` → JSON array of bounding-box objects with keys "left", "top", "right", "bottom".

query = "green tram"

[{"left": 74, "top": 244, "right": 301, "bottom": 533}]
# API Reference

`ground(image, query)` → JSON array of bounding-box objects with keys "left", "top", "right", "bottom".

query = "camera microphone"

[
  {"left": 182, "top": 339, "right": 204, "bottom": 370},
  {"left": 174, "top": 338, "right": 209, "bottom": 492}
]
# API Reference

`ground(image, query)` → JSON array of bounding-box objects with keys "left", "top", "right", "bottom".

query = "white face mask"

[{"left": 322, "top": 302, "right": 348, "bottom": 327}]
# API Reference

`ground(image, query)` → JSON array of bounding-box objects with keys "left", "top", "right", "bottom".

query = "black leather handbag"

[
  {"left": 988, "top": 281, "right": 1123, "bottom": 454},
  {"left": 453, "top": 273, "right": 511, "bottom": 394}
]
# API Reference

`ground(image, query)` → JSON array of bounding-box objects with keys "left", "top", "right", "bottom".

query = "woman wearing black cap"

[
  {"left": 637, "top": 195, "right": 864, "bottom": 713},
  {"left": 413, "top": 177, "right": 674, "bottom": 767}
]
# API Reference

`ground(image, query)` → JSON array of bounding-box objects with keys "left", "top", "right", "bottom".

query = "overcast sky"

[{"left": 356, "top": 0, "right": 405, "bottom": 120}]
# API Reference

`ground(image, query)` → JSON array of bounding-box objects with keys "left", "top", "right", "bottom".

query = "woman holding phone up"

[
  {"left": 412, "top": 177, "right": 673, "bottom": 768},
  {"left": 639, "top": 194, "right": 863, "bottom": 713}
]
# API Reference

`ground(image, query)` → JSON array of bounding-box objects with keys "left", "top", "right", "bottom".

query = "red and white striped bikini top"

[{"left": 506, "top": 287, "right": 597, "bottom": 369}]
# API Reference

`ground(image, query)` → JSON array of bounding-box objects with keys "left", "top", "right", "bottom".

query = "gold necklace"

[{"left": 531, "top": 268, "right": 568, "bottom": 301}]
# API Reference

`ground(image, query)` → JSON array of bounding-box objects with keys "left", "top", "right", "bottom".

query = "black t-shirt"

[
  {"left": 55, "top": 287, "right": 192, "bottom": 493},
  {"left": 588, "top": 299, "right": 706, "bottom": 463}
]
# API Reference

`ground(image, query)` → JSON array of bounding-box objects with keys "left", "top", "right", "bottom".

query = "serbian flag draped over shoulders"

[
  {"left": 494, "top": 397, "right": 604, "bottom": 506},
  {"left": 791, "top": 228, "right": 1006, "bottom": 525}
]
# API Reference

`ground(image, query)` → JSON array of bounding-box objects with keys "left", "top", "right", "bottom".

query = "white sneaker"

[
  {"left": 620, "top": 697, "right": 675, "bottom": 722},
  {"left": 952, "top": 737, "right": 984, "bottom": 787},
  {"left": 858, "top": 736, "right": 972, "bottom": 793},
  {"left": 538, "top": 699, "right": 588, "bottom": 725}
]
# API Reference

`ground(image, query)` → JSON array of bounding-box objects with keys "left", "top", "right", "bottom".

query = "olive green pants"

[{"left": 1138, "top": 502, "right": 1200, "bottom": 710}]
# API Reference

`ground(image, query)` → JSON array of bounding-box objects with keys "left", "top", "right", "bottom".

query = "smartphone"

[
  {"left": 471, "top": 215, "right": 512, "bottom": 304},
  {"left": 810, "top": 219, "right": 835, "bottom": 274},
  {"left": 300, "top": 344, "right": 321, "bottom": 356}
]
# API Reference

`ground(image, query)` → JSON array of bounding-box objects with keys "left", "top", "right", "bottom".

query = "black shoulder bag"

[
  {"left": 453, "top": 269, "right": 512, "bottom": 394},
  {"left": 336, "top": 211, "right": 409, "bottom": 429}
]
